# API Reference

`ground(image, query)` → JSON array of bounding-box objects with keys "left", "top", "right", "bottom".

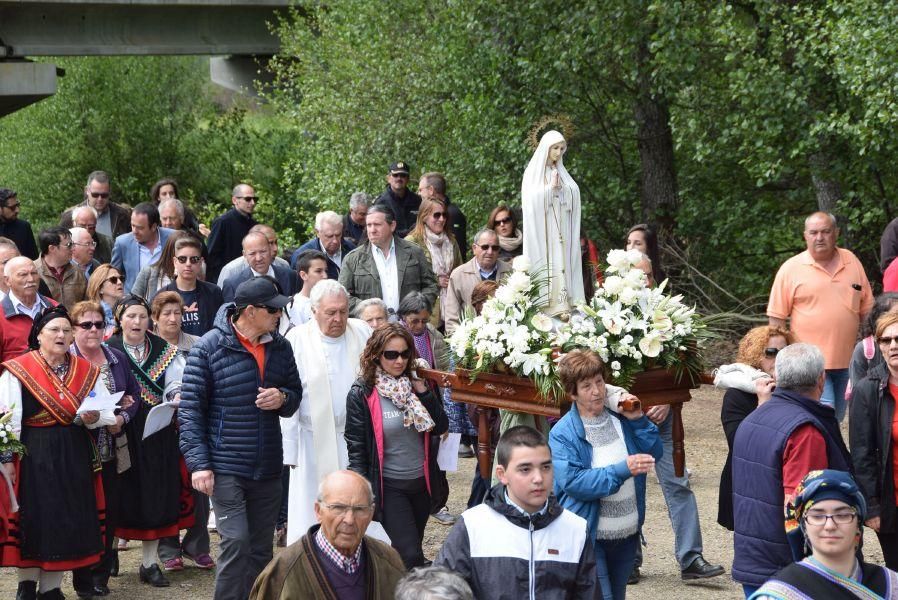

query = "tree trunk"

[{"left": 633, "top": 39, "right": 679, "bottom": 244}]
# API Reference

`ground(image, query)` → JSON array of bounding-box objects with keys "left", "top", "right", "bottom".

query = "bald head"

[
  {"left": 317, "top": 470, "right": 374, "bottom": 505},
  {"left": 803, "top": 211, "right": 839, "bottom": 262},
  {"left": 314, "top": 470, "right": 375, "bottom": 556},
  {"left": 242, "top": 231, "right": 273, "bottom": 274},
  {"left": 5, "top": 256, "right": 39, "bottom": 303}
]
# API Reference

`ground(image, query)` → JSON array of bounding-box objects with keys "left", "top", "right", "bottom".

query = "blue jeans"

[
  {"left": 637, "top": 411, "right": 703, "bottom": 569},
  {"left": 821, "top": 368, "right": 849, "bottom": 422},
  {"left": 743, "top": 584, "right": 759, "bottom": 598},
  {"left": 595, "top": 534, "right": 639, "bottom": 600}
]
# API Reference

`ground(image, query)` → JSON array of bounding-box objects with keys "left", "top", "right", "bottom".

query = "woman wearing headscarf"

[
  {"left": 405, "top": 198, "right": 462, "bottom": 328},
  {"left": 106, "top": 295, "right": 191, "bottom": 588},
  {"left": 751, "top": 470, "right": 898, "bottom": 599},
  {"left": 345, "top": 323, "right": 448, "bottom": 569},
  {"left": 68, "top": 300, "right": 142, "bottom": 597},
  {"left": 0, "top": 306, "right": 116, "bottom": 600},
  {"left": 521, "top": 130, "right": 583, "bottom": 315}
]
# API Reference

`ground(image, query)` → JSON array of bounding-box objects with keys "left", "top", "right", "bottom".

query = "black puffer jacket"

[
  {"left": 179, "top": 304, "right": 301, "bottom": 480},
  {"left": 850, "top": 363, "right": 898, "bottom": 531},
  {"left": 344, "top": 377, "right": 448, "bottom": 519}
]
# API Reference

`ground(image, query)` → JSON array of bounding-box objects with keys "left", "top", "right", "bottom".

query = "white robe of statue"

[
  {"left": 281, "top": 318, "right": 370, "bottom": 544},
  {"left": 521, "top": 130, "right": 584, "bottom": 315}
]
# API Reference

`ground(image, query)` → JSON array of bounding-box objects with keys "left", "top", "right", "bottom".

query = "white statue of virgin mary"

[{"left": 521, "top": 130, "right": 584, "bottom": 316}]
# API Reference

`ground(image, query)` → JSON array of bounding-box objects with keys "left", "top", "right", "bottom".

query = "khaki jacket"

[
  {"left": 33, "top": 257, "right": 87, "bottom": 311},
  {"left": 443, "top": 257, "right": 512, "bottom": 335}
]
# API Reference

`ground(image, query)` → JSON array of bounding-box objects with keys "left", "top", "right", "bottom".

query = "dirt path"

[{"left": 1, "top": 384, "right": 880, "bottom": 598}]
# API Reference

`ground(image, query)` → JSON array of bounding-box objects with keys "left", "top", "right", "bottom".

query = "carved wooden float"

[{"left": 419, "top": 366, "right": 699, "bottom": 478}]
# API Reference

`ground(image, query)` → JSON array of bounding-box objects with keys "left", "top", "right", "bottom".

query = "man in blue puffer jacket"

[{"left": 179, "top": 276, "right": 302, "bottom": 600}]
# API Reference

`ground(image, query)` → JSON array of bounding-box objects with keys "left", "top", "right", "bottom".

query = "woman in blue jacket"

[{"left": 549, "top": 349, "right": 663, "bottom": 600}]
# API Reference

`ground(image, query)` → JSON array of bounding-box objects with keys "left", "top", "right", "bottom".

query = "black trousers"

[
  {"left": 877, "top": 529, "right": 898, "bottom": 570},
  {"left": 73, "top": 460, "right": 118, "bottom": 591},
  {"left": 381, "top": 476, "right": 430, "bottom": 569}
]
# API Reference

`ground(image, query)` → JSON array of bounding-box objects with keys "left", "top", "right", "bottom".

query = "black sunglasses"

[
  {"left": 477, "top": 244, "right": 501, "bottom": 252},
  {"left": 76, "top": 321, "right": 106, "bottom": 330},
  {"left": 495, "top": 217, "right": 513, "bottom": 226},
  {"left": 431, "top": 212, "right": 446, "bottom": 220},
  {"left": 879, "top": 336, "right": 898, "bottom": 346},
  {"left": 105, "top": 276, "right": 123, "bottom": 285},
  {"left": 175, "top": 255, "right": 202, "bottom": 264},
  {"left": 764, "top": 347, "right": 780, "bottom": 357},
  {"left": 236, "top": 196, "right": 259, "bottom": 203},
  {"left": 382, "top": 349, "right": 411, "bottom": 360},
  {"left": 254, "top": 305, "right": 282, "bottom": 314},
  {"left": 90, "top": 192, "right": 110, "bottom": 199}
]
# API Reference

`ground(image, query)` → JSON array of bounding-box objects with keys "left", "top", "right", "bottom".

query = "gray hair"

[
  {"left": 315, "top": 210, "right": 343, "bottom": 231},
  {"left": 804, "top": 211, "right": 838, "bottom": 230},
  {"left": 316, "top": 470, "right": 374, "bottom": 505},
  {"left": 398, "top": 290, "right": 432, "bottom": 317},
  {"left": 774, "top": 343, "right": 825, "bottom": 394},
  {"left": 472, "top": 227, "right": 498, "bottom": 245},
  {"left": 159, "top": 198, "right": 185, "bottom": 219},
  {"left": 349, "top": 192, "right": 371, "bottom": 210},
  {"left": 310, "top": 279, "right": 349, "bottom": 310},
  {"left": 353, "top": 297, "right": 388, "bottom": 319},
  {"left": 69, "top": 227, "right": 90, "bottom": 241},
  {"left": 367, "top": 203, "right": 395, "bottom": 224},
  {"left": 71, "top": 205, "right": 98, "bottom": 221},
  {"left": 395, "top": 566, "right": 473, "bottom": 600},
  {"left": 0, "top": 236, "right": 19, "bottom": 252},
  {"left": 86, "top": 170, "right": 109, "bottom": 186}
]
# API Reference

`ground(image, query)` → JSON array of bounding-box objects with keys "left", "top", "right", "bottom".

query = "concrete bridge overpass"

[{"left": 0, "top": 0, "right": 291, "bottom": 115}]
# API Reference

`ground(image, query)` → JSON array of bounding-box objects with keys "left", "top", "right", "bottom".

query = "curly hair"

[
  {"left": 557, "top": 349, "right": 606, "bottom": 397},
  {"left": 358, "top": 323, "right": 419, "bottom": 386},
  {"left": 736, "top": 325, "right": 795, "bottom": 369}
]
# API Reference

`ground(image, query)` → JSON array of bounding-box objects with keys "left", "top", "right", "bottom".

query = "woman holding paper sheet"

[
  {"left": 0, "top": 305, "right": 117, "bottom": 599},
  {"left": 105, "top": 294, "right": 191, "bottom": 588},
  {"left": 69, "top": 300, "right": 142, "bottom": 597}
]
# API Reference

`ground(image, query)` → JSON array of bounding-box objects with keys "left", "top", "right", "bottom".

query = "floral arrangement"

[
  {"left": 0, "top": 408, "right": 25, "bottom": 457},
  {"left": 554, "top": 249, "right": 707, "bottom": 388},
  {"left": 448, "top": 249, "right": 708, "bottom": 399},
  {"left": 448, "top": 255, "right": 564, "bottom": 400}
]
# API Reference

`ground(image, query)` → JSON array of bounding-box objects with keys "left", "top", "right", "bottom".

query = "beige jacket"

[{"left": 443, "top": 257, "right": 512, "bottom": 335}]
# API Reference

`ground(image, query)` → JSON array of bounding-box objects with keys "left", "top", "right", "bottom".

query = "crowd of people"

[{"left": 0, "top": 159, "right": 896, "bottom": 600}]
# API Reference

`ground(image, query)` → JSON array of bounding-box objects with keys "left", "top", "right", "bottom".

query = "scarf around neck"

[
  {"left": 375, "top": 367, "right": 435, "bottom": 432},
  {"left": 498, "top": 229, "right": 523, "bottom": 252},
  {"left": 424, "top": 228, "right": 454, "bottom": 277}
]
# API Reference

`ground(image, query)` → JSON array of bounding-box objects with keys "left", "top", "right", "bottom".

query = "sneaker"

[
  {"left": 184, "top": 552, "right": 215, "bottom": 569},
  {"left": 162, "top": 557, "right": 184, "bottom": 572},
  {"left": 458, "top": 445, "right": 475, "bottom": 459},
  {"left": 431, "top": 507, "right": 457, "bottom": 526}
]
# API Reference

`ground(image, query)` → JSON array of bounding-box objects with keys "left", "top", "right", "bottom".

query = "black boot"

[
  {"left": 37, "top": 589, "right": 66, "bottom": 600},
  {"left": 16, "top": 581, "right": 37, "bottom": 600},
  {"left": 109, "top": 551, "right": 119, "bottom": 577},
  {"left": 139, "top": 564, "right": 170, "bottom": 587}
]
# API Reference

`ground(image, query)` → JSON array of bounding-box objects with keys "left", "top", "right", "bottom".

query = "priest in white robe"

[{"left": 281, "top": 280, "right": 372, "bottom": 544}]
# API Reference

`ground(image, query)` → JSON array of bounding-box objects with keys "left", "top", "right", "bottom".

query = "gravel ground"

[{"left": 1, "top": 384, "right": 881, "bottom": 598}]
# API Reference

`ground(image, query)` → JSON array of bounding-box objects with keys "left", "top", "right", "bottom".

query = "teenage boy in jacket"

[{"left": 435, "top": 426, "right": 598, "bottom": 600}]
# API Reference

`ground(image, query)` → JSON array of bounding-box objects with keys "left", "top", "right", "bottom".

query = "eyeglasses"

[
  {"left": 319, "top": 502, "right": 374, "bottom": 517},
  {"left": 254, "top": 305, "right": 282, "bottom": 314},
  {"left": 382, "top": 349, "right": 411, "bottom": 360},
  {"left": 477, "top": 244, "right": 501, "bottom": 252},
  {"left": 879, "top": 336, "right": 898, "bottom": 346},
  {"left": 90, "top": 192, "right": 110, "bottom": 199},
  {"left": 2, "top": 202, "right": 20, "bottom": 210},
  {"left": 105, "top": 276, "right": 123, "bottom": 285},
  {"left": 764, "top": 347, "right": 781, "bottom": 357},
  {"left": 804, "top": 511, "right": 857, "bottom": 526},
  {"left": 76, "top": 321, "right": 106, "bottom": 330},
  {"left": 236, "top": 196, "right": 259, "bottom": 203},
  {"left": 58, "top": 241, "right": 73, "bottom": 249},
  {"left": 175, "top": 255, "right": 203, "bottom": 264},
  {"left": 495, "top": 217, "right": 513, "bottom": 226},
  {"left": 73, "top": 241, "right": 97, "bottom": 248},
  {"left": 431, "top": 212, "right": 446, "bottom": 220}
]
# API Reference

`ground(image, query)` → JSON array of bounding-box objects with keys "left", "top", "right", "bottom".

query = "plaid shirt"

[{"left": 315, "top": 528, "right": 362, "bottom": 574}]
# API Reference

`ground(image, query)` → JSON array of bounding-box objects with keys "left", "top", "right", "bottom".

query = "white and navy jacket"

[{"left": 435, "top": 484, "right": 598, "bottom": 600}]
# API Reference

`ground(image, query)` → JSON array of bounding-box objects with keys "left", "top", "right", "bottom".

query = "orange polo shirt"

[
  {"left": 767, "top": 248, "right": 873, "bottom": 369},
  {"left": 233, "top": 322, "right": 266, "bottom": 375}
]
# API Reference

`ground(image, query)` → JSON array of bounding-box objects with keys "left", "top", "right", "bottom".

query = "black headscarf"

[
  {"left": 28, "top": 305, "right": 72, "bottom": 350},
  {"left": 112, "top": 295, "right": 151, "bottom": 336}
]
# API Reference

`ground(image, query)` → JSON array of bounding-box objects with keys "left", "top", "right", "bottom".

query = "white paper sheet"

[
  {"left": 143, "top": 403, "right": 176, "bottom": 440},
  {"left": 366, "top": 520, "right": 392, "bottom": 545},
  {"left": 437, "top": 432, "right": 462, "bottom": 472},
  {"left": 76, "top": 390, "right": 125, "bottom": 414}
]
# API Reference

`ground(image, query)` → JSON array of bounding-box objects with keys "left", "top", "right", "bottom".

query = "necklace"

[{"left": 124, "top": 338, "right": 148, "bottom": 363}]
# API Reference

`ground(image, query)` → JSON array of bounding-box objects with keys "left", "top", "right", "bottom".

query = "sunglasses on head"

[
  {"left": 495, "top": 217, "right": 513, "bottom": 226},
  {"left": 105, "top": 276, "right": 123, "bottom": 285},
  {"left": 382, "top": 349, "right": 411, "bottom": 360},
  {"left": 175, "top": 255, "right": 202, "bottom": 264},
  {"left": 254, "top": 305, "right": 281, "bottom": 314},
  {"left": 478, "top": 244, "right": 501, "bottom": 252},
  {"left": 764, "top": 347, "right": 780, "bottom": 357},
  {"left": 76, "top": 321, "right": 106, "bottom": 331}
]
